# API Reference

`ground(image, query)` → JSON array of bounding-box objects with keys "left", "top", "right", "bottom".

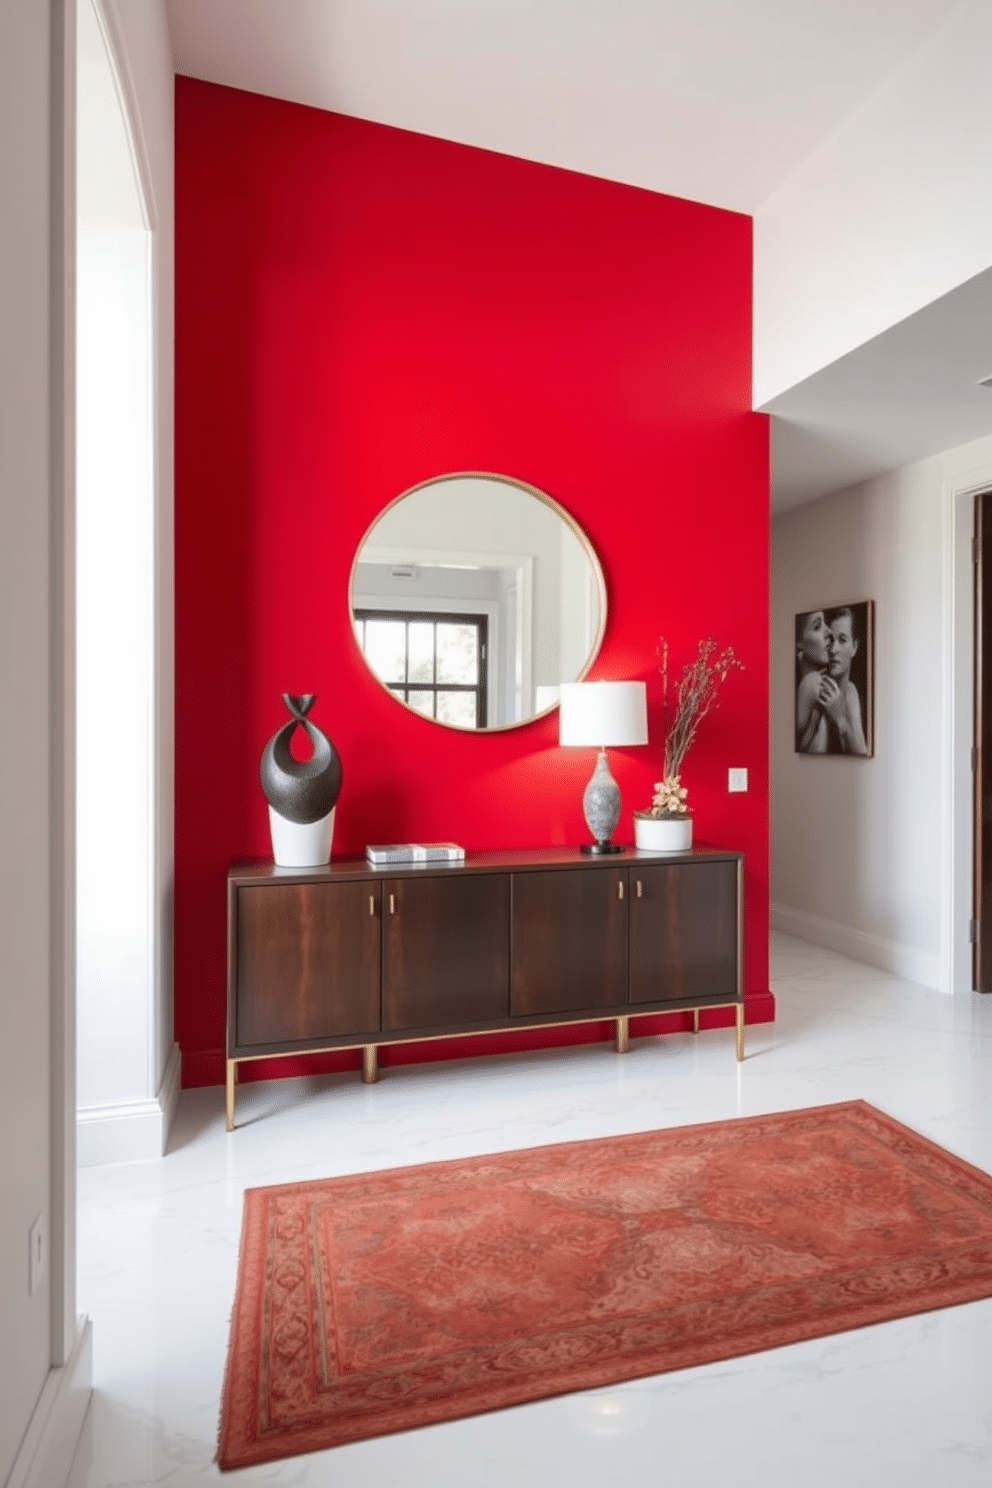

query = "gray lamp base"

[{"left": 581, "top": 748, "right": 624, "bottom": 854}]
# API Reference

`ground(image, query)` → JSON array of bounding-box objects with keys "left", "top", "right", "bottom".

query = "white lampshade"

[{"left": 559, "top": 681, "right": 648, "bottom": 748}]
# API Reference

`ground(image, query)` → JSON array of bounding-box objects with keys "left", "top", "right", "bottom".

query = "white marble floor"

[{"left": 69, "top": 933, "right": 992, "bottom": 1487}]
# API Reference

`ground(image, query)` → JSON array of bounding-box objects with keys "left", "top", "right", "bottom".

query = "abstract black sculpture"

[{"left": 260, "top": 694, "right": 341, "bottom": 824}]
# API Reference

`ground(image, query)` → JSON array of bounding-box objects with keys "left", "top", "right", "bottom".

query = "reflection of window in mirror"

[
  {"left": 350, "top": 560, "right": 503, "bottom": 726},
  {"left": 350, "top": 475, "right": 606, "bottom": 732},
  {"left": 354, "top": 610, "right": 488, "bottom": 727}
]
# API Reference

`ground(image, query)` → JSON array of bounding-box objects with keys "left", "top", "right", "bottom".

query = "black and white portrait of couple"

[{"left": 795, "top": 601, "right": 874, "bottom": 756}]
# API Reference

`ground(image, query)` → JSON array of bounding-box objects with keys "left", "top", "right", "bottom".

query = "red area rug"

[{"left": 218, "top": 1101, "right": 992, "bottom": 1469}]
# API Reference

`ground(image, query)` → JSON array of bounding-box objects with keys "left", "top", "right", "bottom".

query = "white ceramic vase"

[
  {"left": 268, "top": 805, "right": 336, "bottom": 868},
  {"left": 633, "top": 812, "right": 693, "bottom": 853}
]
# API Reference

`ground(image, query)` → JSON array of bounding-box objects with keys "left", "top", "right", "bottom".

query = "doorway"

[
  {"left": 75, "top": 0, "right": 167, "bottom": 1163},
  {"left": 972, "top": 489, "right": 992, "bottom": 991}
]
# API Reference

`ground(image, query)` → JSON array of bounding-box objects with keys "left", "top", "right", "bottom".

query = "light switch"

[
  {"left": 29, "top": 1214, "right": 45, "bottom": 1295},
  {"left": 728, "top": 768, "right": 748, "bottom": 793}
]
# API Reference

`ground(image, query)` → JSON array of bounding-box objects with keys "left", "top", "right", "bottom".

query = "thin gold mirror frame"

[{"left": 349, "top": 472, "right": 608, "bottom": 733}]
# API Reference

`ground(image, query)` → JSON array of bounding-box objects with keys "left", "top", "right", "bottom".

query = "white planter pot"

[
  {"left": 268, "top": 805, "right": 336, "bottom": 868},
  {"left": 633, "top": 813, "right": 692, "bottom": 853}
]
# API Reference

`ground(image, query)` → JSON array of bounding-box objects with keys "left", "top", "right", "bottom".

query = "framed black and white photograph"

[{"left": 795, "top": 601, "right": 874, "bottom": 756}]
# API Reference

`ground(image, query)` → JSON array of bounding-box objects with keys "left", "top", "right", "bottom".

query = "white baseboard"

[
  {"left": 76, "top": 1040, "right": 181, "bottom": 1165},
  {"left": 770, "top": 903, "right": 942, "bottom": 991},
  {"left": 7, "top": 1316, "right": 91, "bottom": 1488}
]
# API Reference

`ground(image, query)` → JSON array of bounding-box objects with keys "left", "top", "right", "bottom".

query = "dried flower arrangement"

[{"left": 644, "top": 636, "right": 745, "bottom": 820}]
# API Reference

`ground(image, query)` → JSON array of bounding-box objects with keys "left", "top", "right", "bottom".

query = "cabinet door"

[
  {"left": 236, "top": 881, "right": 380, "bottom": 1047},
  {"left": 382, "top": 874, "right": 509, "bottom": 1031},
  {"left": 629, "top": 860, "right": 738, "bottom": 1004},
  {"left": 511, "top": 868, "right": 627, "bottom": 1017}
]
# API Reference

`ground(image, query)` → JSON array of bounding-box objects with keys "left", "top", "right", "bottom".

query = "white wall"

[
  {"left": 76, "top": 0, "right": 154, "bottom": 1157},
  {"left": 97, "top": 5, "right": 175, "bottom": 1114},
  {"left": 0, "top": 2, "right": 60, "bottom": 1470},
  {"left": 771, "top": 431, "right": 992, "bottom": 990},
  {"left": 107, "top": 0, "right": 176, "bottom": 1150},
  {"left": 755, "top": 0, "right": 992, "bottom": 407},
  {"left": 0, "top": 2, "right": 90, "bottom": 1484},
  {"left": 76, "top": 213, "right": 153, "bottom": 1114},
  {"left": 74, "top": 0, "right": 176, "bottom": 1165}
]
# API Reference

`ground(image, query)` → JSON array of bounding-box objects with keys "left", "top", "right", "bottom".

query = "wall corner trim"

[
  {"left": 771, "top": 903, "right": 941, "bottom": 991},
  {"left": 6, "top": 1317, "right": 92, "bottom": 1488},
  {"left": 157, "top": 1038, "right": 182, "bottom": 1149},
  {"left": 94, "top": 0, "right": 159, "bottom": 230},
  {"left": 76, "top": 1041, "right": 181, "bottom": 1165}
]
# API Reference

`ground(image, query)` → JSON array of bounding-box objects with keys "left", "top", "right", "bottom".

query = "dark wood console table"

[{"left": 226, "top": 845, "right": 744, "bottom": 1130}]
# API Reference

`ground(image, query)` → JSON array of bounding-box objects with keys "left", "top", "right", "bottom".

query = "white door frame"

[{"left": 941, "top": 463, "right": 992, "bottom": 994}]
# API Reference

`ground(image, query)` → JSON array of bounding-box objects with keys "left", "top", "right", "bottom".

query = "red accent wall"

[{"left": 175, "top": 79, "right": 771, "bottom": 1087}]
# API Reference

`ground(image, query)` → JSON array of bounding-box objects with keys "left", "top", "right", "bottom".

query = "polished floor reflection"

[{"left": 70, "top": 934, "right": 992, "bottom": 1486}]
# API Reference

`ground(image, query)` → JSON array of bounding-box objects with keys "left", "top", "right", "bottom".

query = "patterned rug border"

[{"left": 218, "top": 1100, "right": 992, "bottom": 1470}]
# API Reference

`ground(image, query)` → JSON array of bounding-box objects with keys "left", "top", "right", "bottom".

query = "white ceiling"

[
  {"left": 164, "top": 0, "right": 992, "bottom": 508},
  {"left": 165, "top": 0, "right": 956, "bottom": 213},
  {"left": 767, "top": 268, "right": 992, "bottom": 511}
]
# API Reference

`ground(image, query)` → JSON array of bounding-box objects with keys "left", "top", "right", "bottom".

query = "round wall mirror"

[{"left": 350, "top": 473, "right": 607, "bottom": 731}]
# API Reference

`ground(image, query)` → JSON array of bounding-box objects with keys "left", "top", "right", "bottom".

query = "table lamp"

[{"left": 559, "top": 680, "right": 648, "bottom": 853}]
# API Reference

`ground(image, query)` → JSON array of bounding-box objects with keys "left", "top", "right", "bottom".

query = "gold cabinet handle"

[
  {"left": 618, "top": 880, "right": 624, "bottom": 900},
  {"left": 369, "top": 894, "right": 375, "bottom": 916},
  {"left": 389, "top": 893, "right": 395, "bottom": 914},
  {"left": 636, "top": 879, "right": 643, "bottom": 898}
]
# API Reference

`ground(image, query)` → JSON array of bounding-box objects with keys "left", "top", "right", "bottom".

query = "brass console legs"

[
  {"left": 612, "top": 1009, "right": 743, "bottom": 1057},
  {"left": 226, "top": 1059, "right": 237, "bottom": 1132},
  {"left": 225, "top": 1006, "right": 745, "bottom": 1132}
]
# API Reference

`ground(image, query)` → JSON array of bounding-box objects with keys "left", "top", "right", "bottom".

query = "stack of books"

[{"left": 365, "top": 843, "right": 466, "bottom": 866}]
